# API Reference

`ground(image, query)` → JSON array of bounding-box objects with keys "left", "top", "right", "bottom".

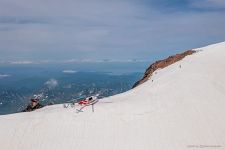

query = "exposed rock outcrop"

[
  {"left": 22, "top": 99, "right": 44, "bottom": 112},
  {"left": 132, "top": 50, "right": 196, "bottom": 88},
  {"left": 23, "top": 103, "right": 43, "bottom": 112}
]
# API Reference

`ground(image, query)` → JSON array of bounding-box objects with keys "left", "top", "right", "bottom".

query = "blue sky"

[{"left": 0, "top": 0, "right": 225, "bottom": 64}]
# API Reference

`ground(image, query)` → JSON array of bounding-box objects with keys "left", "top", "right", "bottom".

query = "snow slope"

[{"left": 1, "top": 42, "right": 225, "bottom": 150}]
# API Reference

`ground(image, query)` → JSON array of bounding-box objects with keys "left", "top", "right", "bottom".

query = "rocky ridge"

[{"left": 132, "top": 50, "right": 195, "bottom": 88}]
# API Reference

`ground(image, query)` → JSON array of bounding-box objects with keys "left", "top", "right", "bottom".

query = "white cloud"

[
  {"left": 62, "top": 70, "right": 77, "bottom": 74},
  {"left": 189, "top": 0, "right": 225, "bottom": 9},
  {"left": 45, "top": 79, "right": 58, "bottom": 89},
  {"left": 9, "top": 61, "right": 34, "bottom": 64},
  {"left": 63, "top": 58, "right": 150, "bottom": 63},
  {"left": 0, "top": 74, "right": 11, "bottom": 79}
]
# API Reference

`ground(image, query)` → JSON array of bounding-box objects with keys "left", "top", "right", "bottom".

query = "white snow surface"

[{"left": 1, "top": 42, "right": 225, "bottom": 150}]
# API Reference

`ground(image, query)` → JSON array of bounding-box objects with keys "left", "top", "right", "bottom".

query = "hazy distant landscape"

[{"left": 0, "top": 62, "right": 149, "bottom": 115}]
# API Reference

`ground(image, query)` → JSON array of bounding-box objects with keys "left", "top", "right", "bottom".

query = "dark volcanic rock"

[
  {"left": 132, "top": 50, "right": 195, "bottom": 88},
  {"left": 22, "top": 99, "right": 44, "bottom": 112},
  {"left": 22, "top": 103, "right": 43, "bottom": 112}
]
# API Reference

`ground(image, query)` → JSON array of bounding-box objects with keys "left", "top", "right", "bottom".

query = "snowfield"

[{"left": 1, "top": 42, "right": 225, "bottom": 150}]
